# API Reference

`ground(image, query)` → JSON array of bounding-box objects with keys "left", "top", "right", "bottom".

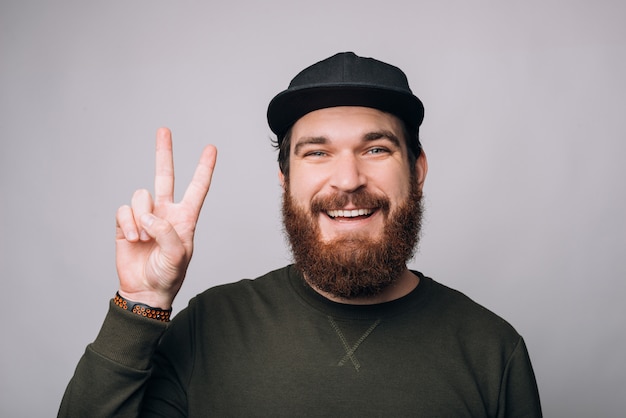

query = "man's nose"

[{"left": 328, "top": 154, "right": 367, "bottom": 193}]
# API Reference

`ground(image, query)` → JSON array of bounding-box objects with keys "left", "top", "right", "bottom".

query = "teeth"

[{"left": 327, "top": 209, "right": 373, "bottom": 218}]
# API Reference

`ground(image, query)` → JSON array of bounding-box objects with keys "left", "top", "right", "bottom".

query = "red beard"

[{"left": 282, "top": 178, "right": 423, "bottom": 299}]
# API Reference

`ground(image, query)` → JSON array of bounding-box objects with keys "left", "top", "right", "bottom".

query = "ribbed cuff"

[{"left": 90, "top": 299, "right": 169, "bottom": 370}]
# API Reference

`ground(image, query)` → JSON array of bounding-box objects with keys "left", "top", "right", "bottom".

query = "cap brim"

[{"left": 267, "top": 84, "right": 424, "bottom": 139}]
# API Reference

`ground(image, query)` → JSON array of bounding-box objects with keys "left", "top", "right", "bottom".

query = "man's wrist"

[{"left": 114, "top": 292, "right": 172, "bottom": 322}]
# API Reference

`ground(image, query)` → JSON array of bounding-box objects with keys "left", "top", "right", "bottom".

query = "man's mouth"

[{"left": 326, "top": 208, "right": 375, "bottom": 219}]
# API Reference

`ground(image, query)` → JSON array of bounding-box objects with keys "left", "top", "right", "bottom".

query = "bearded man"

[{"left": 60, "top": 52, "right": 542, "bottom": 417}]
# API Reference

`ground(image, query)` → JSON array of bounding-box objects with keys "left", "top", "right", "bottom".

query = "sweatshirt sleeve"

[
  {"left": 57, "top": 300, "right": 168, "bottom": 418},
  {"left": 497, "top": 337, "right": 543, "bottom": 418}
]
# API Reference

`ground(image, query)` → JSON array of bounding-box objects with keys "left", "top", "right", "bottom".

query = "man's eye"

[
  {"left": 367, "top": 147, "right": 389, "bottom": 155},
  {"left": 305, "top": 151, "right": 327, "bottom": 157}
]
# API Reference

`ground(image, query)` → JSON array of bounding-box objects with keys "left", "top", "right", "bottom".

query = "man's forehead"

[{"left": 291, "top": 106, "right": 405, "bottom": 137}]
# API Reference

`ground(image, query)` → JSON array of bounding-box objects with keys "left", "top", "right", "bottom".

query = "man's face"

[
  {"left": 280, "top": 106, "right": 428, "bottom": 299},
  {"left": 282, "top": 106, "right": 418, "bottom": 242}
]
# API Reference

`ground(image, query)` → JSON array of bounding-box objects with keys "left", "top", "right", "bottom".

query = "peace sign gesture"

[{"left": 115, "top": 128, "right": 217, "bottom": 309}]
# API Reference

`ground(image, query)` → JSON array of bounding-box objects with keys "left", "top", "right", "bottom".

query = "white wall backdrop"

[{"left": 1, "top": 1, "right": 625, "bottom": 416}]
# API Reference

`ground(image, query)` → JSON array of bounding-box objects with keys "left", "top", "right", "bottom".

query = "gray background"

[{"left": 1, "top": 0, "right": 625, "bottom": 416}]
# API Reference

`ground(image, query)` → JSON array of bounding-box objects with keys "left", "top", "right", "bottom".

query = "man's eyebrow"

[
  {"left": 293, "top": 136, "right": 328, "bottom": 155},
  {"left": 364, "top": 130, "right": 402, "bottom": 148},
  {"left": 293, "top": 130, "right": 402, "bottom": 155}
]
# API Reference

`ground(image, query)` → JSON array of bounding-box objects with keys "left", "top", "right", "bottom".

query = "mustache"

[{"left": 310, "top": 189, "right": 391, "bottom": 215}]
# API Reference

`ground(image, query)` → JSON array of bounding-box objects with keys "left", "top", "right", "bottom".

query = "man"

[{"left": 59, "top": 52, "right": 542, "bottom": 417}]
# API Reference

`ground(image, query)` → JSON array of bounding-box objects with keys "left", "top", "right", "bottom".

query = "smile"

[{"left": 326, "top": 208, "right": 374, "bottom": 219}]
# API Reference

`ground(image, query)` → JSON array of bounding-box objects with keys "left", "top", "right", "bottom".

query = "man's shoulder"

[
  {"left": 206, "top": 264, "right": 293, "bottom": 293},
  {"left": 418, "top": 274, "right": 521, "bottom": 344},
  {"left": 186, "top": 265, "right": 296, "bottom": 311}
]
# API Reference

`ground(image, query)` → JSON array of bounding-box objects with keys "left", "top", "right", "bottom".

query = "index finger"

[
  {"left": 181, "top": 144, "right": 217, "bottom": 217},
  {"left": 154, "top": 127, "right": 175, "bottom": 204}
]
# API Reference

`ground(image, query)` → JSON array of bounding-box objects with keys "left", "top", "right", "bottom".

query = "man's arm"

[
  {"left": 497, "top": 337, "right": 543, "bottom": 418},
  {"left": 58, "top": 302, "right": 168, "bottom": 418},
  {"left": 58, "top": 128, "right": 216, "bottom": 417}
]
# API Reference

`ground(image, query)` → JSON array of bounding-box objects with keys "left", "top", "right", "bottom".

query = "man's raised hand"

[{"left": 115, "top": 128, "right": 217, "bottom": 309}]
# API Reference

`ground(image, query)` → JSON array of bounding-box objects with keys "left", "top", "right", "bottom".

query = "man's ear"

[
  {"left": 414, "top": 150, "right": 428, "bottom": 192},
  {"left": 278, "top": 170, "right": 286, "bottom": 189}
]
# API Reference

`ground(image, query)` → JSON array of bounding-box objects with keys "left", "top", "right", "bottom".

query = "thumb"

[{"left": 141, "top": 214, "right": 185, "bottom": 260}]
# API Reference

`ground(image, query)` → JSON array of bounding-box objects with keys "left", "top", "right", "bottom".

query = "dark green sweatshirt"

[{"left": 59, "top": 266, "right": 541, "bottom": 417}]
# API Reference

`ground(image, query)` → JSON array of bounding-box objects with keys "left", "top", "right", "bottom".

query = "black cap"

[{"left": 267, "top": 52, "right": 424, "bottom": 144}]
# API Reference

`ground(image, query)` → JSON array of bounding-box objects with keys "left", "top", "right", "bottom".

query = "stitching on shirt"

[{"left": 328, "top": 316, "right": 382, "bottom": 372}]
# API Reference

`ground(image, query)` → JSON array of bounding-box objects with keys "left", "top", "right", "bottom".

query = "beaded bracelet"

[{"left": 114, "top": 292, "right": 171, "bottom": 322}]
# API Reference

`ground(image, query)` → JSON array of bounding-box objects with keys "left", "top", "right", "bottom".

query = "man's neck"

[{"left": 309, "top": 268, "right": 420, "bottom": 305}]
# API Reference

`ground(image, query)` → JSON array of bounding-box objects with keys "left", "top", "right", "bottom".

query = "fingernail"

[
  {"left": 126, "top": 230, "right": 138, "bottom": 241},
  {"left": 141, "top": 213, "right": 155, "bottom": 227},
  {"left": 140, "top": 230, "right": 150, "bottom": 241}
]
